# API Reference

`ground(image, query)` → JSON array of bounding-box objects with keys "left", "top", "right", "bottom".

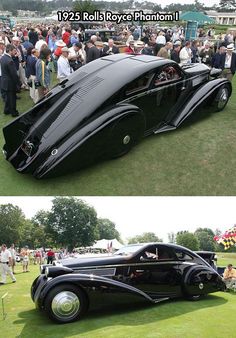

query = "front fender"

[
  {"left": 38, "top": 273, "right": 155, "bottom": 307},
  {"left": 183, "top": 265, "right": 224, "bottom": 296},
  {"left": 33, "top": 103, "right": 142, "bottom": 178},
  {"left": 172, "top": 78, "right": 232, "bottom": 127}
]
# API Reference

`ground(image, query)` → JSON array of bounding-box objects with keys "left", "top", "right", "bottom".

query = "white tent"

[{"left": 92, "top": 239, "right": 123, "bottom": 250}]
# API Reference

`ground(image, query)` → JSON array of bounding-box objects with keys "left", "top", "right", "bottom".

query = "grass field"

[
  {"left": 217, "top": 252, "right": 236, "bottom": 266},
  {"left": 0, "top": 75, "right": 236, "bottom": 196},
  {"left": 1, "top": 261, "right": 236, "bottom": 338}
]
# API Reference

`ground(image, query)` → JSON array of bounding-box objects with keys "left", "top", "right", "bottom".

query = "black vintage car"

[
  {"left": 3, "top": 54, "right": 232, "bottom": 178},
  {"left": 31, "top": 243, "right": 225, "bottom": 323}
]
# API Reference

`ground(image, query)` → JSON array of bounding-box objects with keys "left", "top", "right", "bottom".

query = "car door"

[
  {"left": 128, "top": 65, "right": 186, "bottom": 131},
  {"left": 128, "top": 244, "right": 182, "bottom": 299}
]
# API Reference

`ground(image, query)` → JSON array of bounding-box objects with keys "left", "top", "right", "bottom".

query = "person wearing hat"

[
  {"left": 54, "top": 39, "right": 66, "bottom": 58},
  {"left": 220, "top": 43, "right": 236, "bottom": 81},
  {"left": 57, "top": 46, "right": 73, "bottom": 81},
  {"left": 200, "top": 41, "right": 213, "bottom": 65}
]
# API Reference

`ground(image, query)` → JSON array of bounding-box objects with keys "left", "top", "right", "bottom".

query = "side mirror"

[{"left": 140, "top": 256, "right": 145, "bottom": 262}]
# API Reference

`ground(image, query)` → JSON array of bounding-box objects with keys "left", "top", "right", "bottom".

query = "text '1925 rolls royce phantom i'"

[
  {"left": 3, "top": 54, "right": 232, "bottom": 178},
  {"left": 31, "top": 243, "right": 225, "bottom": 323}
]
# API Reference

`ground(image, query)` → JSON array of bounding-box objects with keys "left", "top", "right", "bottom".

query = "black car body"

[
  {"left": 3, "top": 54, "right": 232, "bottom": 178},
  {"left": 31, "top": 243, "right": 225, "bottom": 323}
]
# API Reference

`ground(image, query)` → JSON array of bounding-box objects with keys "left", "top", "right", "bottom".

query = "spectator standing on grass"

[
  {"left": 47, "top": 248, "right": 55, "bottom": 264},
  {"left": 20, "top": 246, "right": 30, "bottom": 273},
  {"left": 0, "top": 244, "right": 16, "bottom": 284},
  {"left": 220, "top": 43, "right": 236, "bottom": 82},
  {"left": 9, "top": 244, "right": 16, "bottom": 274},
  {"left": 179, "top": 41, "right": 192, "bottom": 65},
  {"left": 0, "top": 44, "right": 21, "bottom": 117},
  {"left": 57, "top": 47, "right": 73, "bottom": 81},
  {"left": 35, "top": 47, "right": 51, "bottom": 101}
]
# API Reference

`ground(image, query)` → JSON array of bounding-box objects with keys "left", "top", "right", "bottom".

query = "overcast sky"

[{"left": 0, "top": 197, "right": 235, "bottom": 242}]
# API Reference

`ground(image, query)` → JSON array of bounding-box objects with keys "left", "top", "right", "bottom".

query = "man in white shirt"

[
  {"left": 57, "top": 47, "right": 73, "bottom": 81},
  {"left": 0, "top": 244, "right": 16, "bottom": 284},
  {"left": 179, "top": 41, "right": 192, "bottom": 65},
  {"left": 221, "top": 43, "right": 236, "bottom": 81},
  {"left": 9, "top": 244, "right": 16, "bottom": 274},
  {"left": 35, "top": 35, "right": 47, "bottom": 52}
]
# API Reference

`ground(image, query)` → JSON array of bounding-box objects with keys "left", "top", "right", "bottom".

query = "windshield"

[{"left": 114, "top": 244, "right": 144, "bottom": 256}]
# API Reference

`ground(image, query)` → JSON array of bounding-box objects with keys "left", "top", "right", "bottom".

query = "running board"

[
  {"left": 154, "top": 124, "right": 176, "bottom": 134},
  {"left": 153, "top": 297, "right": 170, "bottom": 303}
]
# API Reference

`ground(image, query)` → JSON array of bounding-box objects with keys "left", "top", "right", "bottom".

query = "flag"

[{"left": 214, "top": 225, "right": 236, "bottom": 250}]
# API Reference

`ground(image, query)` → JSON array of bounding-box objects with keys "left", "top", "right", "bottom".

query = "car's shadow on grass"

[{"left": 15, "top": 294, "right": 227, "bottom": 338}]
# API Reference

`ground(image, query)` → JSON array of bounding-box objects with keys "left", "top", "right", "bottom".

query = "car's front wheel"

[
  {"left": 107, "top": 113, "right": 145, "bottom": 158},
  {"left": 44, "top": 284, "right": 88, "bottom": 323},
  {"left": 213, "top": 85, "right": 230, "bottom": 112}
]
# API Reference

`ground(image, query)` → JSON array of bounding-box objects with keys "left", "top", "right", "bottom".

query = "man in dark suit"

[
  {"left": 0, "top": 44, "right": 20, "bottom": 117},
  {"left": 86, "top": 40, "right": 101, "bottom": 63},
  {"left": 219, "top": 43, "right": 236, "bottom": 81},
  {"left": 101, "top": 39, "right": 119, "bottom": 56}
]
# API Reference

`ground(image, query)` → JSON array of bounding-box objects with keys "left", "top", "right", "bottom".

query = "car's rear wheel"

[
  {"left": 107, "top": 113, "right": 145, "bottom": 158},
  {"left": 213, "top": 85, "right": 230, "bottom": 112},
  {"left": 44, "top": 284, "right": 88, "bottom": 323}
]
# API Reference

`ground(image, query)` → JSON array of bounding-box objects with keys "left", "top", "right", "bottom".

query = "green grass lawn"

[
  {"left": 1, "top": 263, "right": 236, "bottom": 338},
  {"left": 217, "top": 252, "right": 236, "bottom": 266},
  {"left": 0, "top": 76, "right": 236, "bottom": 195}
]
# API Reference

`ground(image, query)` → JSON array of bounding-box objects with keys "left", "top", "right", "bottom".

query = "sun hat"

[{"left": 56, "top": 39, "right": 66, "bottom": 47}]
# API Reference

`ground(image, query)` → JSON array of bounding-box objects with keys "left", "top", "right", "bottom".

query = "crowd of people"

[
  {"left": 0, "top": 243, "right": 68, "bottom": 284},
  {"left": 0, "top": 21, "right": 235, "bottom": 117}
]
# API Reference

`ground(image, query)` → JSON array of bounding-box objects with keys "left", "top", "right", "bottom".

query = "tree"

[
  {"left": 194, "top": 228, "right": 216, "bottom": 251},
  {"left": 128, "top": 232, "right": 163, "bottom": 244},
  {"left": 30, "top": 210, "right": 54, "bottom": 249},
  {"left": 45, "top": 197, "right": 98, "bottom": 251},
  {"left": 96, "top": 218, "right": 120, "bottom": 240},
  {"left": 73, "top": 0, "right": 99, "bottom": 13},
  {"left": 176, "top": 231, "right": 200, "bottom": 251},
  {"left": 0, "top": 204, "right": 26, "bottom": 246},
  {"left": 218, "top": 0, "right": 236, "bottom": 11}
]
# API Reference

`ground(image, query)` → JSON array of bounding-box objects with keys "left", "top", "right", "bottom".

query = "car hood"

[{"left": 58, "top": 254, "right": 131, "bottom": 269}]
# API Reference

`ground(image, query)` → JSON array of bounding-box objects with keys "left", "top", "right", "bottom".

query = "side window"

[
  {"left": 125, "top": 73, "right": 153, "bottom": 96},
  {"left": 175, "top": 249, "right": 193, "bottom": 261},
  {"left": 142, "top": 246, "right": 175, "bottom": 261},
  {"left": 153, "top": 66, "right": 182, "bottom": 87}
]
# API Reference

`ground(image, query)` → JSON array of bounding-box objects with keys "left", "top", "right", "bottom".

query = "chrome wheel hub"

[
  {"left": 123, "top": 135, "right": 131, "bottom": 145},
  {"left": 51, "top": 291, "right": 80, "bottom": 319},
  {"left": 199, "top": 283, "right": 204, "bottom": 290},
  {"left": 218, "top": 89, "right": 228, "bottom": 109}
]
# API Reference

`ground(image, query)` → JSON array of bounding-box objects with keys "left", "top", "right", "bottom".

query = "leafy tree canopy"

[
  {"left": 96, "top": 218, "right": 121, "bottom": 241},
  {"left": 176, "top": 231, "right": 200, "bottom": 251},
  {"left": 128, "top": 232, "right": 163, "bottom": 244}
]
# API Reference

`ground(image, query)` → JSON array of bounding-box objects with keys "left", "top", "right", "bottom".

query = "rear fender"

[
  {"left": 34, "top": 103, "right": 143, "bottom": 178},
  {"left": 171, "top": 78, "right": 232, "bottom": 127},
  {"left": 39, "top": 273, "right": 154, "bottom": 307}
]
